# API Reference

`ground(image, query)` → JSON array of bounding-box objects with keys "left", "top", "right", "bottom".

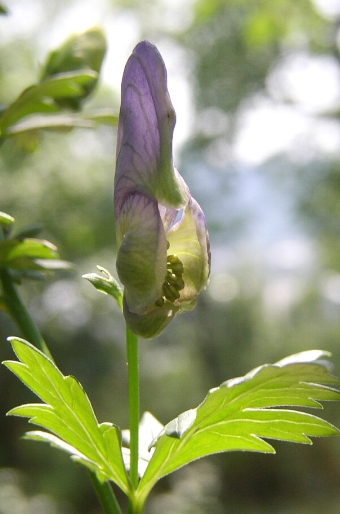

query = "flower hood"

[{"left": 114, "top": 41, "right": 210, "bottom": 338}]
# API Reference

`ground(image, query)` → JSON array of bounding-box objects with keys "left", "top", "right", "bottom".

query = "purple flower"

[{"left": 114, "top": 41, "right": 210, "bottom": 338}]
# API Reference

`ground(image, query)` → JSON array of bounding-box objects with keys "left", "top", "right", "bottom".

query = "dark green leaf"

[{"left": 0, "top": 238, "right": 59, "bottom": 269}]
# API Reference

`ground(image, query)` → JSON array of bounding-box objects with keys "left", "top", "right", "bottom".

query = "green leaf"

[
  {"left": 0, "top": 211, "right": 14, "bottom": 228},
  {"left": 4, "top": 109, "right": 118, "bottom": 138},
  {"left": 137, "top": 351, "right": 340, "bottom": 501},
  {"left": 40, "top": 27, "right": 106, "bottom": 110},
  {"left": 82, "top": 109, "right": 118, "bottom": 126},
  {"left": 5, "top": 114, "right": 95, "bottom": 136},
  {"left": 0, "top": 71, "right": 97, "bottom": 136},
  {"left": 0, "top": 238, "right": 59, "bottom": 269},
  {"left": 3, "top": 337, "right": 130, "bottom": 493},
  {"left": 83, "top": 266, "right": 123, "bottom": 310}
]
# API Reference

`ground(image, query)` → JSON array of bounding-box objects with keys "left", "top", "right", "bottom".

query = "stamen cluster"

[{"left": 155, "top": 244, "right": 185, "bottom": 306}]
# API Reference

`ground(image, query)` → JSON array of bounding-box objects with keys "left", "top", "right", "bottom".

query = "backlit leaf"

[
  {"left": 3, "top": 338, "right": 130, "bottom": 493},
  {"left": 137, "top": 351, "right": 340, "bottom": 500},
  {"left": 0, "top": 71, "right": 97, "bottom": 136}
]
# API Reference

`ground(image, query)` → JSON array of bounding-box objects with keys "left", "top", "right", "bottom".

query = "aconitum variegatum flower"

[{"left": 114, "top": 41, "right": 210, "bottom": 338}]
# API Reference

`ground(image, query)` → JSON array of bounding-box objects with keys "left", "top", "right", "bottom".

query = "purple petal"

[{"left": 114, "top": 41, "right": 189, "bottom": 218}]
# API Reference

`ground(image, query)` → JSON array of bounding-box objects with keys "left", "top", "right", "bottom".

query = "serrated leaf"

[
  {"left": 137, "top": 351, "right": 340, "bottom": 500},
  {"left": 83, "top": 266, "right": 123, "bottom": 310},
  {"left": 3, "top": 338, "right": 130, "bottom": 493}
]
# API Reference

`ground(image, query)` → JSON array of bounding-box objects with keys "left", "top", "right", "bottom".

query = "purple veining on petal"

[{"left": 114, "top": 41, "right": 176, "bottom": 217}]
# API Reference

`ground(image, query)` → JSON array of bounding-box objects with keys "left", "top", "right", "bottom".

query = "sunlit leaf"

[
  {"left": 3, "top": 338, "right": 130, "bottom": 493},
  {"left": 0, "top": 71, "right": 97, "bottom": 136},
  {"left": 5, "top": 109, "right": 118, "bottom": 138},
  {"left": 137, "top": 351, "right": 340, "bottom": 499}
]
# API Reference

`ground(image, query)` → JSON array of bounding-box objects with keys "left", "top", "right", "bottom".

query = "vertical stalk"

[
  {"left": 126, "top": 325, "right": 140, "bottom": 492},
  {"left": 89, "top": 472, "right": 123, "bottom": 514},
  {"left": 0, "top": 269, "right": 53, "bottom": 360}
]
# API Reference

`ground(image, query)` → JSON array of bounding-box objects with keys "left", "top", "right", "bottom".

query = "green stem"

[
  {"left": 89, "top": 472, "right": 123, "bottom": 514},
  {"left": 126, "top": 325, "right": 140, "bottom": 493},
  {"left": 0, "top": 269, "right": 53, "bottom": 360},
  {"left": 0, "top": 267, "right": 122, "bottom": 514}
]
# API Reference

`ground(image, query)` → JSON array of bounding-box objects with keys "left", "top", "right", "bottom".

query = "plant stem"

[
  {"left": 126, "top": 325, "right": 140, "bottom": 492},
  {"left": 0, "top": 269, "right": 53, "bottom": 360},
  {"left": 89, "top": 472, "right": 123, "bottom": 514},
  {"left": 0, "top": 268, "right": 122, "bottom": 514}
]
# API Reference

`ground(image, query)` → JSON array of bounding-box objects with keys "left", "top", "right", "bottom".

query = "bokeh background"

[{"left": 2, "top": 0, "right": 340, "bottom": 512}]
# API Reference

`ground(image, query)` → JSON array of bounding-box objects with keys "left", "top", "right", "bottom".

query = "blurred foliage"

[
  {"left": 40, "top": 27, "right": 106, "bottom": 110},
  {"left": 2, "top": 0, "right": 340, "bottom": 513}
]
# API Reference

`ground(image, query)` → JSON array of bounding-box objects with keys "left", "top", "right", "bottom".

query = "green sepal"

[
  {"left": 122, "top": 296, "right": 176, "bottom": 339},
  {"left": 116, "top": 193, "right": 167, "bottom": 314},
  {"left": 83, "top": 266, "right": 123, "bottom": 311}
]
